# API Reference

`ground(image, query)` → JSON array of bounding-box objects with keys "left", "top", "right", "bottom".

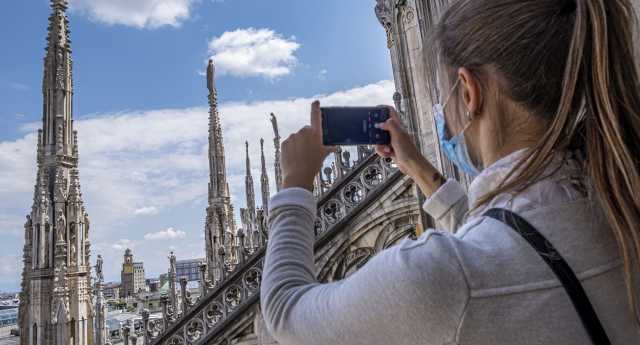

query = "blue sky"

[{"left": 0, "top": 0, "right": 395, "bottom": 291}]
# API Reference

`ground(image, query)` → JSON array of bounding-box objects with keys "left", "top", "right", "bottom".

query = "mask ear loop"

[
  {"left": 442, "top": 78, "right": 461, "bottom": 107},
  {"left": 443, "top": 78, "right": 474, "bottom": 130}
]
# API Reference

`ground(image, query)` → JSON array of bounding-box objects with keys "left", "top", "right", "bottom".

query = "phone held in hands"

[{"left": 320, "top": 106, "right": 391, "bottom": 146}]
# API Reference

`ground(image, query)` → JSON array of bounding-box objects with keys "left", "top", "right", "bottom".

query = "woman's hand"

[
  {"left": 374, "top": 107, "right": 427, "bottom": 177},
  {"left": 281, "top": 101, "right": 335, "bottom": 192},
  {"left": 375, "top": 107, "right": 445, "bottom": 197}
]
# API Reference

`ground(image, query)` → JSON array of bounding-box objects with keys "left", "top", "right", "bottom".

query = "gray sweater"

[{"left": 260, "top": 152, "right": 640, "bottom": 345}]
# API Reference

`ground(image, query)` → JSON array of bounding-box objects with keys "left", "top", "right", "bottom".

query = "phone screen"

[{"left": 321, "top": 107, "right": 391, "bottom": 146}]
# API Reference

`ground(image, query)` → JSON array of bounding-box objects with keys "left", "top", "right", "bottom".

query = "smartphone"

[{"left": 321, "top": 106, "right": 391, "bottom": 146}]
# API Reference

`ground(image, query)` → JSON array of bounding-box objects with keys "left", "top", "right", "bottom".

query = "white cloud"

[
  {"left": 134, "top": 206, "right": 160, "bottom": 216},
  {"left": 69, "top": 0, "right": 200, "bottom": 29},
  {"left": 208, "top": 28, "right": 300, "bottom": 79},
  {"left": 0, "top": 80, "right": 395, "bottom": 288},
  {"left": 144, "top": 227, "right": 187, "bottom": 240},
  {"left": 112, "top": 239, "right": 136, "bottom": 251}
]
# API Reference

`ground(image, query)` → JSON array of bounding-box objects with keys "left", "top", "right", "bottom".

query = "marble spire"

[
  {"left": 19, "top": 1, "right": 93, "bottom": 344},
  {"left": 204, "top": 60, "right": 235, "bottom": 284},
  {"left": 260, "top": 138, "right": 270, "bottom": 215},
  {"left": 245, "top": 141, "right": 256, "bottom": 218}
]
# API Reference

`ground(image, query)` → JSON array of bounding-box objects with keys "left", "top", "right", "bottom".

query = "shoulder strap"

[{"left": 483, "top": 208, "right": 612, "bottom": 345}]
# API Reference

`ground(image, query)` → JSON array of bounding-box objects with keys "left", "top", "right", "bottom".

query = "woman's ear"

[{"left": 458, "top": 67, "right": 482, "bottom": 118}]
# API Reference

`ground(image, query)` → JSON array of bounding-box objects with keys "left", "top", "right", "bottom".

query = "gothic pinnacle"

[
  {"left": 245, "top": 141, "right": 251, "bottom": 177},
  {"left": 260, "top": 138, "right": 270, "bottom": 214},
  {"left": 260, "top": 138, "right": 267, "bottom": 178},
  {"left": 244, "top": 141, "right": 256, "bottom": 215}
]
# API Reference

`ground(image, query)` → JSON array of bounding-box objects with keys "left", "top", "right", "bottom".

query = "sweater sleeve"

[
  {"left": 260, "top": 188, "right": 469, "bottom": 345},
  {"left": 422, "top": 179, "right": 469, "bottom": 232}
]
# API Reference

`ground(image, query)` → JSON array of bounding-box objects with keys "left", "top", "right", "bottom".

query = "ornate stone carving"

[
  {"left": 375, "top": 0, "right": 394, "bottom": 48},
  {"left": 95, "top": 254, "right": 103, "bottom": 282},
  {"left": 149, "top": 153, "right": 401, "bottom": 345},
  {"left": 56, "top": 213, "right": 66, "bottom": 243},
  {"left": 402, "top": 5, "right": 416, "bottom": 26}
]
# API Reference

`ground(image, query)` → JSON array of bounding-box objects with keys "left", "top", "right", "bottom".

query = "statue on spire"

[
  {"left": 207, "top": 59, "right": 216, "bottom": 93},
  {"left": 270, "top": 113, "right": 283, "bottom": 191}
]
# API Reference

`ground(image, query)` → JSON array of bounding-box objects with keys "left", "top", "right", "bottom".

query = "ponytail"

[
  {"left": 435, "top": 0, "right": 640, "bottom": 323},
  {"left": 580, "top": 0, "right": 640, "bottom": 323}
]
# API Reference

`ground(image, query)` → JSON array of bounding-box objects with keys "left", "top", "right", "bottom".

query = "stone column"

[
  {"left": 123, "top": 327, "right": 130, "bottom": 345},
  {"left": 141, "top": 309, "right": 150, "bottom": 345},
  {"left": 199, "top": 262, "right": 209, "bottom": 296},
  {"left": 180, "top": 278, "right": 189, "bottom": 314},
  {"left": 160, "top": 295, "right": 169, "bottom": 327},
  {"left": 168, "top": 252, "right": 178, "bottom": 313}
]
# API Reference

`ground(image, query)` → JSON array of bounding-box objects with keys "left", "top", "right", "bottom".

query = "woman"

[{"left": 260, "top": 0, "right": 640, "bottom": 344}]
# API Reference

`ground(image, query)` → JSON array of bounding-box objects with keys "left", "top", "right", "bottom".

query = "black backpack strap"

[{"left": 483, "top": 208, "right": 612, "bottom": 345}]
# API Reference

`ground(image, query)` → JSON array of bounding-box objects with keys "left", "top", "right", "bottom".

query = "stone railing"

[{"left": 147, "top": 148, "right": 401, "bottom": 345}]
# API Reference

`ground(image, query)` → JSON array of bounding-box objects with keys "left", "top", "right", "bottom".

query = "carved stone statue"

[
  {"left": 375, "top": 0, "right": 394, "bottom": 48},
  {"left": 95, "top": 254, "right": 104, "bottom": 282},
  {"left": 56, "top": 48, "right": 65, "bottom": 89},
  {"left": 69, "top": 225, "right": 77, "bottom": 265},
  {"left": 207, "top": 60, "right": 216, "bottom": 92},
  {"left": 70, "top": 243, "right": 77, "bottom": 266},
  {"left": 84, "top": 212, "right": 90, "bottom": 238},
  {"left": 270, "top": 113, "right": 280, "bottom": 139},
  {"left": 168, "top": 251, "right": 177, "bottom": 274},
  {"left": 56, "top": 213, "right": 66, "bottom": 243}
]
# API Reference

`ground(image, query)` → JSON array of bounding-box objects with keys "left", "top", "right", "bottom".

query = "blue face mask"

[{"left": 433, "top": 80, "right": 482, "bottom": 177}]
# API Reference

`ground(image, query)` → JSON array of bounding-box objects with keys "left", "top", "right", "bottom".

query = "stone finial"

[{"left": 207, "top": 59, "right": 216, "bottom": 93}]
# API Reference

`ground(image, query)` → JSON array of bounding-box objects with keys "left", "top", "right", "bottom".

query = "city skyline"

[{"left": 0, "top": 0, "right": 395, "bottom": 291}]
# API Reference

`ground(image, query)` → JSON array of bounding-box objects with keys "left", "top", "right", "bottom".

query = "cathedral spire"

[
  {"left": 43, "top": 0, "right": 74, "bottom": 158},
  {"left": 260, "top": 138, "right": 270, "bottom": 214},
  {"left": 207, "top": 59, "right": 228, "bottom": 200},
  {"left": 204, "top": 60, "right": 235, "bottom": 284},
  {"left": 245, "top": 141, "right": 256, "bottom": 216},
  {"left": 20, "top": 2, "right": 93, "bottom": 344}
]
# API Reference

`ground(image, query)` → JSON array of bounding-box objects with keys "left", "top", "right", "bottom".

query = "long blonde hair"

[{"left": 435, "top": 0, "right": 640, "bottom": 323}]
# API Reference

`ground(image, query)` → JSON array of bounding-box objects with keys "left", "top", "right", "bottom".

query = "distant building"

[
  {"left": 0, "top": 307, "right": 18, "bottom": 326},
  {"left": 103, "top": 282, "right": 121, "bottom": 299},
  {"left": 146, "top": 278, "right": 160, "bottom": 293},
  {"left": 176, "top": 258, "right": 205, "bottom": 282},
  {"left": 120, "top": 248, "right": 145, "bottom": 298}
]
